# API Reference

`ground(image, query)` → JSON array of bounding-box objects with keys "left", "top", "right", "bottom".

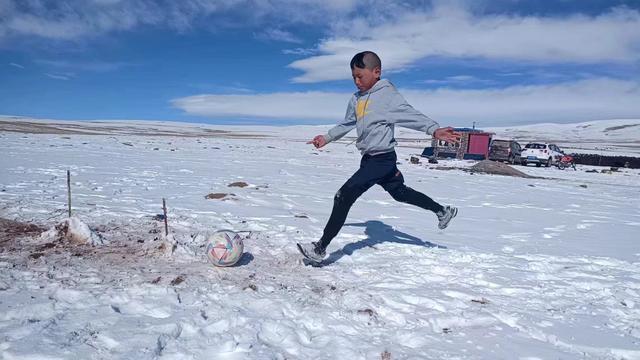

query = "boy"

[{"left": 297, "top": 51, "right": 460, "bottom": 263}]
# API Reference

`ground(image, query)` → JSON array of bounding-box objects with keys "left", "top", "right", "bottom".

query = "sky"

[{"left": 1, "top": 0, "right": 639, "bottom": 127}]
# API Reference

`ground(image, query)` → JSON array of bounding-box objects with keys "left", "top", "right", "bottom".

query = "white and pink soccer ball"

[{"left": 205, "top": 230, "right": 244, "bottom": 267}]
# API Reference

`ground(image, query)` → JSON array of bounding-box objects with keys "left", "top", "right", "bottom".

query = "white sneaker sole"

[
  {"left": 438, "top": 207, "right": 458, "bottom": 230},
  {"left": 296, "top": 243, "right": 324, "bottom": 263}
]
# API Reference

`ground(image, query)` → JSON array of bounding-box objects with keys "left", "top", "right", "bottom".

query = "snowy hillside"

[
  {"left": 488, "top": 119, "right": 640, "bottom": 142},
  {"left": 0, "top": 119, "right": 639, "bottom": 359},
  {"left": 487, "top": 119, "right": 640, "bottom": 156}
]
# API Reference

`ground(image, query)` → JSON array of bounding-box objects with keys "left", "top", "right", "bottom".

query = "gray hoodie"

[{"left": 324, "top": 79, "right": 440, "bottom": 156}]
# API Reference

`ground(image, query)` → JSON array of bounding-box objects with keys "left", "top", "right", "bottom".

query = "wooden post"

[
  {"left": 162, "top": 198, "right": 169, "bottom": 236},
  {"left": 67, "top": 170, "right": 72, "bottom": 218}
]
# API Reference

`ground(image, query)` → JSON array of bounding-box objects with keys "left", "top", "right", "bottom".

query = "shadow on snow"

[{"left": 319, "top": 220, "right": 446, "bottom": 266}]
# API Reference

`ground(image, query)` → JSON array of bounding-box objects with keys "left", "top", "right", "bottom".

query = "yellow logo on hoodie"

[{"left": 356, "top": 98, "right": 371, "bottom": 120}]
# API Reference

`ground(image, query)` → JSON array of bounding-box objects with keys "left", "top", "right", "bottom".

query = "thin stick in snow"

[
  {"left": 162, "top": 198, "right": 169, "bottom": 236},
  {"left": 67, "top": 170, "right": 72, "bottom": 218}
]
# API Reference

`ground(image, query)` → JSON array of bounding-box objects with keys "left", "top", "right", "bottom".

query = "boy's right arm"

[{"left": 324, "top": 96, "right": 357, "bottom": 143}]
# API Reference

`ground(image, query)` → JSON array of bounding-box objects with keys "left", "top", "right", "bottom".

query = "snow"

[
  {"left": 0, "top": 119, "right": 639, "bottom": 359},
  {"left": 40, "top": 217, "right": 107, "bottom": 246}
]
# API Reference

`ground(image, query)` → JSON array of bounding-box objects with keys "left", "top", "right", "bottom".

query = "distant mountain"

[
  {"left": 2, "top": 116, "right": 639, "bottom": 145},
  {"left": 487, "top": 119, "right": 640, "bottom": 143}
]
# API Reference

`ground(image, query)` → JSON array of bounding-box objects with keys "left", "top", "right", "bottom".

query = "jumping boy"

[{"left": 297, "top": 51, "right": 461, "bottom": 263}]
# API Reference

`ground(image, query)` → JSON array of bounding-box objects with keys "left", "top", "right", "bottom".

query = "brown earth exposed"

[
  {"left": 0, "top": 218, "right": 46, "bottom": 246},
  {"left": 468, "top": 160, "right": 535, "bottom": 178},
  {"left": 0, "top": 120, "right": 270, "bottom": 139}
]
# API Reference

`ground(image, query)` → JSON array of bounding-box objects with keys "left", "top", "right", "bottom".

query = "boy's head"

[{"left": 350, "top": 51, "right": 381, "bottom": 93}]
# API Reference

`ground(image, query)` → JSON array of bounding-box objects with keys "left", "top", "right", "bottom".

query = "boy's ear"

[{"left": 374, "top": 66, "right": 381, "bottom": 79}]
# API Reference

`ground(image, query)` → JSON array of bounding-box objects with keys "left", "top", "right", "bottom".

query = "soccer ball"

[{"left": 205, "top": 230, "right": 244, "bottom": 267}]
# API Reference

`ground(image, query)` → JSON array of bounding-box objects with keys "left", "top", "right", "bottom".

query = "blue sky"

[{"left": 1, "top": 0, "right": 639, "bottom": 126}]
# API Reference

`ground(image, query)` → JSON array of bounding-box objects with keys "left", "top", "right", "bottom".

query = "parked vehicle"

[
  {"left": 520, "top": 143, "right": 564, "bottom": 167},
  {"left": 488, "top": 139, "right": 521, "bottom": 164},
  {"left": 557, "top": 154, "right": 577, "bottom": 170}
]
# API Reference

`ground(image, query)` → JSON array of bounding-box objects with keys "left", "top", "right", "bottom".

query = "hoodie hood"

[{"left": 358, "top": 79, "right": 392, "bottom": 96}]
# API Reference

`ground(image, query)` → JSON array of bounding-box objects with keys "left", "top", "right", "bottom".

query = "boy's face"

[{"left": 352, "top": 66, "right": 381, "bottom": 93}]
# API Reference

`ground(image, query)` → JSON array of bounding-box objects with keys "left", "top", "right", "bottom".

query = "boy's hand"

[
  {"left": 307, "top": 135, "right": 327, "bottom": 149},
  {"left": 433, "top": 127, "right": 462, "bottom": 144}
]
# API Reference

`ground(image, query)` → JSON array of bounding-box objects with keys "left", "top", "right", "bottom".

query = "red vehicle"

[{"left": 557, "top": 154, "right": 576, "bottom": 170}]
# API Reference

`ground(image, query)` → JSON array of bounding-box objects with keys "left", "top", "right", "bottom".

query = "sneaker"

[
  {"left": 436, "top": 205, "right": 458, "bottom": 230},
  {"left": 296, "top": 242, "right": 326, "bottom": 263}
]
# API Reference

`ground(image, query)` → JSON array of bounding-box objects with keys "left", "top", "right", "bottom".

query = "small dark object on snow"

[
  {"left": 294, "top": 214, "right": 309, "bottom": 219},
  {"left": 122, "top": 142, "right": 133, "bottom": 146},
  {"left": 205, "top": 193, "right": 232, "bottom": 199},
  {"left": 579, "top": 184, "right": 588, "bottom": 188},
  {"left": 170, "top": 276, "right": 185, "bottom": 286},
  {"left": 410, "top": 156, "right": 420, "bottom": 164},
  {"left": 585, "top": 169, "right": 598, "bottom": 173},
  {"left": 36, "top": 242, "right": 56, "bottom": 251},
  {"left": 243, "top": 284, "right": 257, "bottom": 291},
  {"left": 471, "top": 298, "right": 490, "bottom": 305},
  {"left": 381, "top": 350, "right": 392, "bottom": 360},
  {"left": 428, "top": 157, "right": 438, "bottom": 164},
  {"left": 151, "top": 276, "right": 162, "bottom": 284},
  {"left": 443, "top": 328, "right": 452, "bottom": 334},
  {"left": 228, "top": 181, "right": 249, "bottom": 188},
  {"left": 29, "top": 252, "right": 44, "bottom": 259},
  {"left": 357, "top": 308, "right": 376, "bottom": 317},
  {"left": 152, "top": 214, "right": 165, "bottom": 221}
]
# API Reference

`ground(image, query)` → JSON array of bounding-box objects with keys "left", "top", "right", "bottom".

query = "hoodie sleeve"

[
  {"left": 324, "top": 96, "right": 357, "bottom": 143},
  {"left": 386, "top": 88, "right": 440, "bottom": 136}
]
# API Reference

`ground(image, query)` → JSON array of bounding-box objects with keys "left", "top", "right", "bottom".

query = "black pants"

[{"left": 318, "top": 151, "right": 443, "bottom": 250}]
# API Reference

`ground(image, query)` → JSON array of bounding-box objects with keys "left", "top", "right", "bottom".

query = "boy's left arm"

[{"left": 386, "top": 90, "right": 440, "bottom": 136}]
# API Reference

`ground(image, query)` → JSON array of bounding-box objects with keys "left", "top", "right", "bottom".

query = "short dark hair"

[{"left": 350, "top": 51, "right": 381, "bottom": 70}]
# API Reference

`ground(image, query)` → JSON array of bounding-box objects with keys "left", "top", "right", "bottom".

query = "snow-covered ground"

[{"left": 0, "top": 119, "right": 639, "bottom": 359}]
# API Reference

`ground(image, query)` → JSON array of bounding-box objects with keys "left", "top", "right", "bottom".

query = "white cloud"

[
  {"left": 422, "top": 75, "right": 495, "bottom": 86},
  {"left": 255, "top": 29, "right": 303, "bottom": 43},
  {"left": 0, "top": 0, "right": 360, "bottom": 41},
  {"left": 9, "top": 62, "right": 24, "bottom": 68},
  {"left": 45, "top": 72, "right": 72, "bottom": 80},
  {"left": 282, "top": 47, "right": 317, "bottom": 56},
  {"left": 172, "top": 91, "right": 348, "bottom": 120},
  {"left": 289, "top": 6, "right": 640, "bottom": 83},
  {"left": 172, "top": 78, "right": 640, "bottom": 126}
]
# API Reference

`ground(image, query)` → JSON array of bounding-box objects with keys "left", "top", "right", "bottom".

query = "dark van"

[{"left": 489, "top": 139, "right": 522, "bottom": 164}]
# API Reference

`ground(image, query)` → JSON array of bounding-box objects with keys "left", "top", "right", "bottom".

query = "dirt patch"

[
  {"left": 0, "top": 218, "right": 46, "bottom": 245},
  {"left": 0, "top": 120, "right": 270, "bottom": 139},
  {"left": 228, "top": 181, "right": 249, "bottom": 188},
  {"left": 205, "top": 193, "right": 235, "bottom": 200},
  {"left": 604, "top": 123, "right": 640, "bottom": 132},
  {"left": 467, "top": 160, "right": 535, "bottom": 178}
]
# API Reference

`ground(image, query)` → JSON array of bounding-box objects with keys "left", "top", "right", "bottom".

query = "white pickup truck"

[{"left": 520, "top": 143, "right": 564, "bottom": 167}]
